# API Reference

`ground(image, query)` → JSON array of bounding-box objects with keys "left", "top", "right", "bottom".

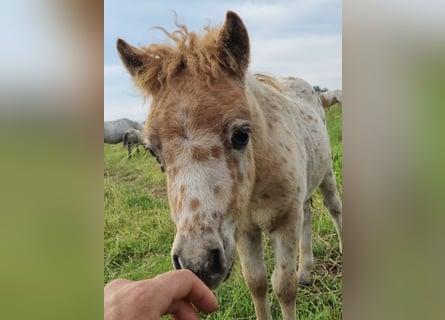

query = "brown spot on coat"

[
  {"left": 192, "top": 146, "right": 210, "bottom": 162},
  {"left": 189, "top": 198, "right": 201, "bottom": 211},
  {"left": 210, "top": 145, "right": 222, "bottom": 159}
]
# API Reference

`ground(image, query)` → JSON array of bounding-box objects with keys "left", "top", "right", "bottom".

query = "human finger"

[
  {"left": 152, "top": 269, "right": 218, "bottom": 313},
  {"left": 167, "top": 299, "right": 200, "bottom": 320}
]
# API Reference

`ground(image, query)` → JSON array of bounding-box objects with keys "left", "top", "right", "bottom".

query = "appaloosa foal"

[{"left": 117, "top": 11, "right": 342, "bottom": 320}]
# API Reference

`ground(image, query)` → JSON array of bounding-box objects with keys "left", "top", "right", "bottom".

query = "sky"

[{"left": 104, "top": 0, "right": 342, "bottom": 121}]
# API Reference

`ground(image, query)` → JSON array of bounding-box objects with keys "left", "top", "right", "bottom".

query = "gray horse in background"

[
  {"left": 104, "top": 118, "right": 144, "bottom": 144},
  {"left": 123, "top": 128, "right": 144, "bottom": 158}
]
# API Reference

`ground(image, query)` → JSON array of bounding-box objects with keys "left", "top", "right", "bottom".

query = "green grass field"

[{"left": 104, "top": 104, "right": 342, "bottom": 319}]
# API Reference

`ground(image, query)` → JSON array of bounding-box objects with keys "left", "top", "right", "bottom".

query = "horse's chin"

[{"left": 204, "top": 260, "right": 234, "bottom": 290}]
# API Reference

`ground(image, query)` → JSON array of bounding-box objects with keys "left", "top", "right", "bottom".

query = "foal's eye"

[{"left": 231, "top": 127, "right": 250, "bottom": 150}]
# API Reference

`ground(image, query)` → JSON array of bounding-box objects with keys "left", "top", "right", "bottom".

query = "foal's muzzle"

[{"left": 172, "top": 246, "right": 228, "bottom": 289}]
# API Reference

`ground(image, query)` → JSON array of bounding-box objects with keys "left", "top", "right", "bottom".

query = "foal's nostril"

[
  {"left": 173, "top": 254, "right": 182, "bottom": 270},
  {"left": 209, "top": 249, "right": 224, "bottom": 275}
]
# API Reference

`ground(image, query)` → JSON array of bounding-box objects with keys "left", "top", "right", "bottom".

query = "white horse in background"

[{"left": 319, "top": 89, "right": 342, "bottom": 109}]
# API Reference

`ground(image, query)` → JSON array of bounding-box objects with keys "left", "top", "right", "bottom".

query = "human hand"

[{"left": 104, "top": 269, "right": 218, "bottom": 320}]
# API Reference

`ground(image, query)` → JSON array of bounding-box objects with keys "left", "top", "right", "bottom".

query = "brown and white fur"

[{"left": 117, "top": 11, "right": 342, "bottom": 320}]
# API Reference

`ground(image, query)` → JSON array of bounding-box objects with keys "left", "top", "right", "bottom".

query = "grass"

[{"left": 104, "top": 104, "right": 342, "bottom": 319}]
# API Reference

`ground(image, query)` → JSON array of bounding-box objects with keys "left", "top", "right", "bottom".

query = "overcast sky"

[{"left": 104, "top": 0, "right": 342, "bottom": 121}]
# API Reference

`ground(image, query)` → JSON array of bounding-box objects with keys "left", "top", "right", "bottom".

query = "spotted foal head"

[{"left": 117, "top": 11, "right": 253, "bottom": 288}]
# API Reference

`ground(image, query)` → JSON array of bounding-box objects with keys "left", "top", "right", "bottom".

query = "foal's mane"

[
  {"left": 138, "top": 19, "right": 228, "bottom": 92},
  {"left": 254, "top": 73, "right": 284, "bottom": 93}
]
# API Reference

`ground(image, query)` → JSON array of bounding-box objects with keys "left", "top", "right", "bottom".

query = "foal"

[{"left": 117, "top": 11, "right": 342, "bottom": 320}]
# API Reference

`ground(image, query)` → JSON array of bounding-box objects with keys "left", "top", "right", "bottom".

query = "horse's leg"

[
  {"left": 320, "top": 168, "right": 342, "bottom": 253},
  {"left": 237, "top": 229, "right": 272, "bottom": 320},
  {"left": 270, "top": 207, "right": 300, "bottom": 320},
  {"left": 298, "top": 201, "right": 314, "bottom": 285},
  {"left": 127, "top": 143, "right": 132, "bottom": 159}
]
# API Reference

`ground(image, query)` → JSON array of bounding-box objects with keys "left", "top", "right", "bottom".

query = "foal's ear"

[
  {"left": 117, "top": 38, "right": 145, "bottom": 76},
  {"left": 218, "top": 11, "right": 250, "bottom": 80}
]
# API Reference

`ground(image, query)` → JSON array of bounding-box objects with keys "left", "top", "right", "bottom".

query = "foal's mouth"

[{"left": 199, "top": 259, "right": 234, "bottom": 290}]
